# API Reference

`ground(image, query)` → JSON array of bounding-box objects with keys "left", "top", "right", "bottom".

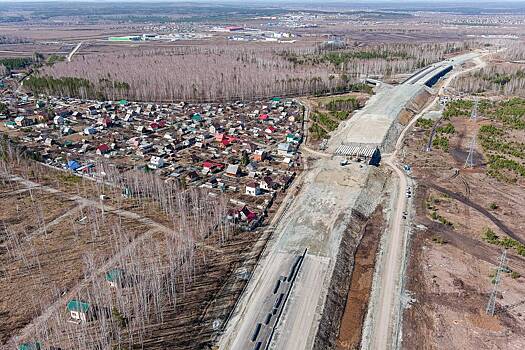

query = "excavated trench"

[{"left": 312, "top": 168, "right": 389, "bottom": 350}]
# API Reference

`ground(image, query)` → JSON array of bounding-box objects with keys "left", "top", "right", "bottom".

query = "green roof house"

[
  {"left": 119, "top": 99, "right": 128, "bottom": 106},
  {"left": 191, "top": 113, "right": 203, "bottom": 123},
  {"left": 66, "top": 299, "right": 92, "bottom": 323},
  {"left": 105, "top": 268, "right": 125, "bottom": 288},
  {"left": 286, "top": 133, "right": 302, "bottom": 144},
  {"left": 18, "top": 342, "right": 42, "bottom": 350}
]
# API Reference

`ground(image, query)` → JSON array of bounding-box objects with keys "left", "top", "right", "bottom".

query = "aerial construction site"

[{"left": 1, "top": 1, "right": 525, "bottom": 350}]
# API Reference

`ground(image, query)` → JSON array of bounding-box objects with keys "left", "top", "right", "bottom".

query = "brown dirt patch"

[{"left": 336, "top": 205, "right": 383, "bottom": 350}]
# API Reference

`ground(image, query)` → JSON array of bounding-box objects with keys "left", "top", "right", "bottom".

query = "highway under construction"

[{"left": 219, "top": 51, "right": 486, "bottom": 350}]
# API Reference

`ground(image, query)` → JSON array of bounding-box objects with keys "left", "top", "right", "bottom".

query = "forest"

[
  {"left": 0, "top": 57, "right": 32, "bottom": 72},
  {"left": 0, "top": 142, "right": 235, "bottom": 349},
  {"left": 452, "top": 64, "right": 525, "bottom": 96},
  {"left": 24, "top": 76, "right": 130, "bottom": 101},
  {"left": 27, "top": 41, "right": 473, "bottom": 102},
  {"left": 451, "top": 41, "right": 525, "bottom": 96}
]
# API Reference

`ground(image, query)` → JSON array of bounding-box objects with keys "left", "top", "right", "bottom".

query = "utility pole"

[{"left": 486, "top": 249, "right": 508, "bottom": 316}]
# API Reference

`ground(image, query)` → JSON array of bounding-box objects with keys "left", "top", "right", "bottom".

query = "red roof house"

[{"left": 96, "top": 144, "right": 110, "bottom": 155}]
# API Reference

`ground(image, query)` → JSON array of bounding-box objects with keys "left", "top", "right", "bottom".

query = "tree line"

[{"left": 24, "top": 75, "right": 130, "bottom": 100}]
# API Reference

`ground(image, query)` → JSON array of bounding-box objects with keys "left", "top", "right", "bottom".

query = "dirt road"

[{"left": 67, "top": 41, "right": 83, "bottom": 62}]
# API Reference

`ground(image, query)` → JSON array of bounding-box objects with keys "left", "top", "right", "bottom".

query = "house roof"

[
  {"left": 66, "top": 299, "right": 90, "bottom": 313},
  {"left": 18, "top": 343, "right": 41, "bottom": 350},
  {"left": 105, "top": 268, "right": 124, "bottom": 282},
  {"left": 192, "top": 113, "right": 203, "bottom": 122},
  {"left": 239, "top": 206, "right": 257, "bottom": 221},
  {"left": 278, "top": 143, "right": 292, "bottom": 151},
  {"left": 97, "top": 144, "right": 110, "bottom": 152},
  {"left": 225, "top": 164, "right": 239, "bottom": 174},
  {"left": 203, "top": 161, "right": 223, "bottom": 169},
  {"left": 262, "top": 176, "right": 273, "bottom": 185},
  {"left": 67, "top": 160, "right": 81, "bottom": 171}
]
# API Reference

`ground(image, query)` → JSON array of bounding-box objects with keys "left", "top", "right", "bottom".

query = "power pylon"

[
  {"left": 464, "top": 98, "right": 479, "bottom": 168},
  {"left": 486, "top": 249, "right": 508, "bottom": 316},
  {"left": 470, "top": 98, "right": 479, "bottom": 121},
  {"left": 464, "top": 131, "right": 477, "bottom": 168}
]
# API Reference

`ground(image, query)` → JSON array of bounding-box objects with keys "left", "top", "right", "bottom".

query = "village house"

[
  {"left": 66, "top": 299, "right": 92, "bottom": 323},
  {"left": 17, "top": 342, "right": 42, "bottom": 350},
  {"left": 53, "top": 115, "right": 64, "bottom": 125},
  {"left": 277, "top": 143, "right": 294, "bottom": 157},
  {"left": 252, "top": 149, "right": 266, "bottom": 162},
  {"left": 15, "top": 116, "right": 32, "bottom": 127},
  {"left": 260, "top": 176, "right": 277, "bottom": 191},
  {"left": 149, "top": 156, "right": 165, "bottom": 169},
  {"left": 202, "top": 161, "right": 224, "bottom": 175},
  {"left": 245, "top": 182, "right": 261, "bottom": 196},
  {"left": 286, "top": 133, "right": 302, "bottom": 144},
  {"left": 239, "top": 205, "right": 257, "bottom": 222},
  {"left": 225, "top": 163, "right": 240, "bottom": 177},
  {"left": 105, "top": 268, "right": 126, "bottom": 288},
  {"left": 61, "top": 126, "right": 73, "bottom": 135},
  {"left": 44, "top": 138, "right": 53, "bottom": 147},
  {"left": 265, "top": 126, "right": 277, "bottom": 134},
  {"left": 84, "top": 126, "right": 97, "bottom": 135},
  {"left": 96, "top": 143, "right": 110, "bottom": 155}
]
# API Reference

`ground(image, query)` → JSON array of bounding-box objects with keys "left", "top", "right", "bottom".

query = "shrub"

[{"left": 482, "top": 227, "right": 499, "bottom": 244}]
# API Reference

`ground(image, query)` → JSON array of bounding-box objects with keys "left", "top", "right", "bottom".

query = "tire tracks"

[{"left": 426, "top": 182, "right": 523, "bottom": 245}]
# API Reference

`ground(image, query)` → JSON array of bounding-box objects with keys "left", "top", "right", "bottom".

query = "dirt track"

[{"left": 426, "top": 183, "right": 524, "bottom": 245}]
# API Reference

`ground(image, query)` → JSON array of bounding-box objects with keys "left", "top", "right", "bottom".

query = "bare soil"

[{"left": 336, "top": 205, "right": 384, "bottom": 350}]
